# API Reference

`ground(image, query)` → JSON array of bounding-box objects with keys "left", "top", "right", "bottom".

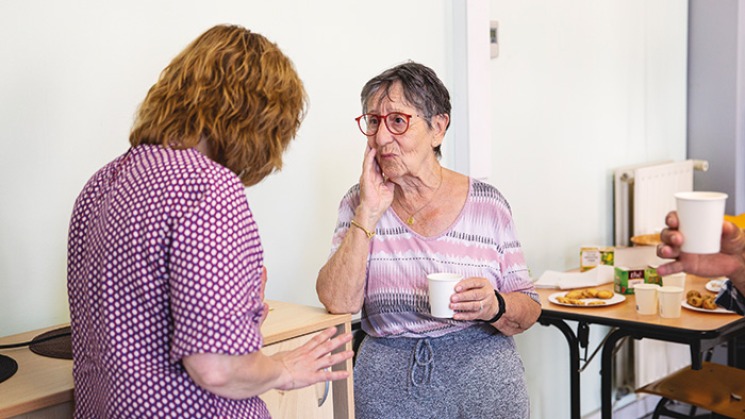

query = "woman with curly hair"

[{"left": 67, "top": 24, "right": 352, "bottom": 418}]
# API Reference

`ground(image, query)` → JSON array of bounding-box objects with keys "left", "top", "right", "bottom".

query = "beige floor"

[
  {"left": 583, "top": 341, "right": 734, "bottom": 419},
  {"left": 582, "top": 394, "right": 660, "bottom": 419},
  {"left": 583, "top": 392, "right": 715, "bottom": 419}
]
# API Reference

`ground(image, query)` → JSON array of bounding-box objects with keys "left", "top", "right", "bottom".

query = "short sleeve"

[
  {"left": 496, "top": 211, "right": 538, "bottom": 301},
  {"left": 168, "top": 171, "right": 264, "bottom": 363},
  {"left": 476, "top": 181, "right": 538, "bottom": 303},
  {"left": 715, "top": 280, "right": 745, "bottom": 315}
]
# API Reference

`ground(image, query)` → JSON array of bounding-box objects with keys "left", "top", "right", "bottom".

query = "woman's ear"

[{"left": 430, "top": 114, "right": 449, "bottom": 148}]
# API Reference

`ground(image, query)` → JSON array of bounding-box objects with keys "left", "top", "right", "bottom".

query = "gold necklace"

[{"left": 403, "top": 167, "right": 443, "bottom": 226}]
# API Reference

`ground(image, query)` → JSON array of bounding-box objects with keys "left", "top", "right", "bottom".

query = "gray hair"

[{"left": 360, "top": 61, "right": 451, "bottom": 158}]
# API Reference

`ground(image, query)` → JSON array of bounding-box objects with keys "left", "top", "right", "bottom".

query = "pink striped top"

[{"left": 329, "top": 178, "right": 538, "bottom": 338}]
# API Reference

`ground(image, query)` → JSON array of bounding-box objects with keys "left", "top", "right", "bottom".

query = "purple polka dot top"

[{"left": 67, "top": 145, "right": 269, "bottom": 418}]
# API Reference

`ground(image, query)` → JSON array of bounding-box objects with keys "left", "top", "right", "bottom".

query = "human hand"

[
  {"left": 450, "top": 277, "right": 498, "bottom": 322},
  {"left": 657, "top": 211, "right": 745, "bottom": 282},
  {"left": 273, "top": 326, "right": 354, "bottom": 391},
  {"left": 356, "top": 146, "right": 394, "bottom": 226}
]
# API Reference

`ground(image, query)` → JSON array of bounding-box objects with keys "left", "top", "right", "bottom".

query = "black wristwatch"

[{"left": 483, "top": 290, "right": 505, "bottom": 323}]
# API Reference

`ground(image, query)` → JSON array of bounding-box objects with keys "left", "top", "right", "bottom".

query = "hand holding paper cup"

[
  {"left": 674, "top": 191, "right": 728, "bottom": 254},
  {"left": 427, "top": 273, "right": 463, "bottom": 318}
]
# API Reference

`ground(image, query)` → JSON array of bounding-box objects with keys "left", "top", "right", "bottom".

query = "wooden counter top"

[
  {"left": 0, "top": 300, "right": 350, "bottom": 418},
  {"left": 0, "top": 325, "right": 73, "bottom": 418},
  {"left": 262, "top": 300, "right": 351, "bottom": 345}
]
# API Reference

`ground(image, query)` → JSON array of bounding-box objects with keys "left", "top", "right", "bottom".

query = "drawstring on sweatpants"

[{"left": 409, "top": 338, "right": 434, "bottom": 387}]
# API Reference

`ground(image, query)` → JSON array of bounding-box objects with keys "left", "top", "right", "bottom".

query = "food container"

[
  {"left": 580, "top": 245, "right": 615, "bottom": 272},
  {"left": 644, "top": 265, "right": 662, "bottom": 286},
  {"left": 600, "top": 246, "right": 615, "bottom": 266},
  {"left": 580, "top": 246, "right": 601, "bottom": 272},
  {"left": 614, "top": 266, "right": 646, "bottom": 294},
  {"left": 615, "top": 265, "right": 661, "bottom": 294}
]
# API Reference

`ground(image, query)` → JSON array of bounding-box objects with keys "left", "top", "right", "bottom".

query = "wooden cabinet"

[
  {"left": 259, "top": 300, "right": 354, "bottom": 419},
  {"left": 260, "top": 331, "right": 335, "bottom": 418},
  {"left": 0, "top": 300, "right": 354, "bottom": 419}
]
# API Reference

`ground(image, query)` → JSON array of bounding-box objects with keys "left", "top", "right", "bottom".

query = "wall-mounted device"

[{"left": 490, "top": 20, "right": 499, "bottom": 58}]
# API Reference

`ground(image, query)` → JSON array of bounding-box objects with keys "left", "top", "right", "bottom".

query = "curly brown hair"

[{"left": 129, "top": 24, "right": 307, "bottom": 186}]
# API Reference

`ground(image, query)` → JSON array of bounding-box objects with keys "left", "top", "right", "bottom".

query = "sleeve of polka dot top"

[{"left": 168, "top": 170, "right": 265, "bottom": 363}]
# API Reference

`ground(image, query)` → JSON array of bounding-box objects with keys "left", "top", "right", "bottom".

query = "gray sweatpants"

[{"left": 354, "top": 325, "right": 530, "bottom": 419}]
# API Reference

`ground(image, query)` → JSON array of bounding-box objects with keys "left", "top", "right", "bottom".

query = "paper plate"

[
  {"left": 549, "top": 291, "right": 626, "bottom": 308},
  {"left": 630, "top": 233, "right": 661, "bottom": 247},
  {"left": 705, "top": 279, "right": 726, "bottom": 293},
  {"left": 681, "top": 300, "right": 735, "bottom": 314}
]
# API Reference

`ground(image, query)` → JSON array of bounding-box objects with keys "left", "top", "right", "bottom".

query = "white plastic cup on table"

[
  {"left": 674, "top": 191, "right": 728, "bottom": 254},
  {"left": 633, "top": 283, "right": 660, "bottom": 315},
  {"left": 662, "top": 272, "right": 686, "bottom": 289},
  {"left": 427, "top": 273, "right": 463, "bottom": 318},
  {"left": 658, "top": 285, "right": 684, "bottom": 318}
]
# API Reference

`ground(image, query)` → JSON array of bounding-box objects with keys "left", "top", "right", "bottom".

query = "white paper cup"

[
  {"left": 675, "top": 191, "right": 728, "bottom": 254},
  {"left": 662, "top": 272, "right": 686, "bottom": 289},
  {"left": 427, "top": 273, "right": 463, "bottom": 318},
  {"left": 633, "top": 283, "right": 660, "bottom": 315},
  {"left": 658, "top": 285, "right": 684, "bottom": 318}
]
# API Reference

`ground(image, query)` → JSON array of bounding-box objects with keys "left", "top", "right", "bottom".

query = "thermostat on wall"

[{"left": 490, "top": 20, "right": 499, "bottom": 59}]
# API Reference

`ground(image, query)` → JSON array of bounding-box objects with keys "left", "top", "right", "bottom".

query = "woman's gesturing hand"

[{"left": 273, "top": 327, "right": 354, "bottom": 391}]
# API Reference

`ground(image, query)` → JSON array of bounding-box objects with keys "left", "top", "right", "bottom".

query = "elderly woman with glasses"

[{"left": 316, "top": 61, "right": 541, "bottom": 418}]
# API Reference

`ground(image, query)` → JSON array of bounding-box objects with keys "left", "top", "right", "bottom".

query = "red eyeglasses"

[{"left": 355, "top": 112, "right": 421, "bottom": 136}]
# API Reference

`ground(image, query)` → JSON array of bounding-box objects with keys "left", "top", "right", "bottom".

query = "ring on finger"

[{"left": 479, "top": 300, "right": 484, "bottom": 311}]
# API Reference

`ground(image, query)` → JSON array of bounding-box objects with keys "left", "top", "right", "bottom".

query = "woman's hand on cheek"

[{"left": 357, "top": 146, "right": 394, "bottom": 224}]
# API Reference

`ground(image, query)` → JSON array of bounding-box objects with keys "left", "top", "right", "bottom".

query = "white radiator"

[
  {"left": 614, "top": 160, "right": 699, "bottom": 246},
  {"left": 612, "top": 160, "right": 707, "bottom": 392}
]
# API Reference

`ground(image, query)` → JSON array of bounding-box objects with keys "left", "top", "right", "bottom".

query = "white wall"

[
  {"left": 489, "top": 1, "right": 688, "bottom": 418},
  {"left": 0, "top": 0, "right": 451, "bottom": 337},
  {"left": 0, "top": 1, "right": 689, "bottom": 418}
]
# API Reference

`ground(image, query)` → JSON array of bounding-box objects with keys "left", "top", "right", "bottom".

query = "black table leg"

[
  {"left": 730, "top": 335, "right": 744, "bottom": 368},
  {"left": 600, "top": 328, "right": 633, "bottom": 419},
  {"left": 540, "top": 318, "right": 582, "bottom": 419}
]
